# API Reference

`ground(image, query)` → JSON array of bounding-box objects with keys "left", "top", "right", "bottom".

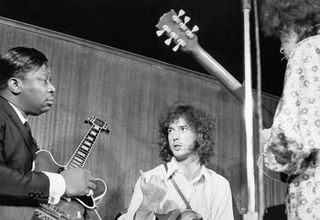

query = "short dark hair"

[
  {"left": 158, "top": 103, "right": 216, "bottom": 165},
  {"left": 260, "top": 0, "right": 320, "bottom": 40},
  {"left": 0, "top": 47, "right": 48, "bottom": 89}
]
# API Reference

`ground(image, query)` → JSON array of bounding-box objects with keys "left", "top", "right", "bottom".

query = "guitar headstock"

[
  {"left": 85, "top": 116, "right": 110, "bottom": 134},
  {"left": 156, "top": 9, "right": 199, "bottom": 53}
]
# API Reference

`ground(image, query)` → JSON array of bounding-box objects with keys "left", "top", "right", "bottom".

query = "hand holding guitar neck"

[{"left": 156, "top": 9, "right": 274, "bottom": 128}]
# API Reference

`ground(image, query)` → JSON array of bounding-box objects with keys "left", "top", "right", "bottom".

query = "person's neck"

[
  {"left": 175, "top": 155, "right": 202, "bottom": 181},
  {"left": 1, "top": 93, "right": 28, "bottom": 118}
]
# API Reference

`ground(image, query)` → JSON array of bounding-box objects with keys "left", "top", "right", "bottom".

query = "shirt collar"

[
  {"left": 165, "top": 157, "right": 179, "bottom": 179},
  {"left": 165, "top": 157, "right": 210, "bottom": 182},
  {"left": 8, "top": 101, "right": 28, "bottom": 124}
]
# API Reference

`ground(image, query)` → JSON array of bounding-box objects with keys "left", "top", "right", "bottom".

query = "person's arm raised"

[{"left": 134, "top": 170, "right": 167, "bottom": 220}]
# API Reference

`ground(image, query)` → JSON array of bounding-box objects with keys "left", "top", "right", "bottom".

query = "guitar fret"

[
  {"left": 83, "top": 140, "right": 92, "bottom": 146},
  {"left": 86, "top": 135, "right": 95, "bottom": 142},
  {"left": 71, "top": 160, "right": 82, "bottom": 167},
  {"left": 79, "top": 148, "right": 89, "bottom": 155},
  {"left": 81, "top": 145, "right": 90, "bottom": 151},
  {"left": 74, "top": 156, "right": 83, "bottom": 164},
  {"left": 69, "top": 162, "right": 78, "bottom": 168},
  {"left": 77, "top": 152, "right": 86, "bottom": 159},
  {"left": 91, "top": 126, "right": 100, "bottom": 133},
  {"left": 65, "top": 117, "right": 109, "bottom": 175}
]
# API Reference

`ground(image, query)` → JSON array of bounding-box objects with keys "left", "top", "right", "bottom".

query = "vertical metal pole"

[
  {"left": 242, "top": 0, "right": 258, "bottom": 219},
  {"left": 252, "top": 0, "right": 265, "bottom": 218}
]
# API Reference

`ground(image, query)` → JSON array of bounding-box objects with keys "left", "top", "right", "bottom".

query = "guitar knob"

[
  {"left": 156, "top": 29, "right": 165, "bottom": 37},
  {"left": 172, "top": 39, "right": 186, "bottom": 52},
  {"left": 164, "top": 37, "right": 173, "bottom": 45},
  {"left": 172, "top": 9, "right": 185, "bottom": 24},
  {"left": 76, "top": 211, "right": 82, "bottom": 219},
  {"left": 178, "top": 9, "right": 185, "bottom": 17},
  {"left": 183, "top": 16, "right": 190, "bottom": 24},
  {"left": 186, "top": 25, "right": 199, "bottom": 38},
  {"left": 178, "top": 16, "right": 190, "bottom": 31},
  {"left": 164, "top": 32, "right": 178, "bottom": 45},
  {"left": 192, "top": 25, "right": 199, "bottom": 32},
  {"left": 156, "top": 25, "right": 170, "bottom": 37}
]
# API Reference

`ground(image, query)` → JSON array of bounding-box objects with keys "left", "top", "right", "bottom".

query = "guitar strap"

[{"left": 163, "top": 163, "right": 192, "bottom": 210}]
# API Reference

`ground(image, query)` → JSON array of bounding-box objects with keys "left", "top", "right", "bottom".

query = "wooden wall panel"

[{"left": 0, "top": 17, "right": 286, "bottom": 219}]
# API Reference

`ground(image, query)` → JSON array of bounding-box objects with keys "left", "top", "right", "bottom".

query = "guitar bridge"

[{"left": 33, "top": 203, "right": 70, "bottom": 220}]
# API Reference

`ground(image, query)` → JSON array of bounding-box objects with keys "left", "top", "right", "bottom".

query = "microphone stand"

[{"left": 242, "top": 0, "right": 259, "bottom": 219}]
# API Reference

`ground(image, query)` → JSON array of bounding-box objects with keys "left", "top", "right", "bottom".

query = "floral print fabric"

[{"left": 263, "top": 35, "right": 320, "bottom": 219}]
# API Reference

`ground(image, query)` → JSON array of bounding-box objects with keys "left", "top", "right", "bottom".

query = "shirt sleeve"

[
  {"left": 42, "top": 171, "right": 66, "bottom": 205},
  {"left": 212, "top": 181, "right": 234, "bottom": 220},
  {"left": 120, "top": 177, "right": 144, "bottom": 220},
  {"left": 263, "top": 38, "right": 320, "bottom": 174}
]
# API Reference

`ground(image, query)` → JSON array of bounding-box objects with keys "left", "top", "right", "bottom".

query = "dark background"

[{"left": 0, "top": 0, "right": 286, "bottom": 97}]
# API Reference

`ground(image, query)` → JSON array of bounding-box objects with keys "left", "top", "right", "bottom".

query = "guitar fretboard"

[{"left": 66, "top": 125, "right": 101, "bottom": 169}]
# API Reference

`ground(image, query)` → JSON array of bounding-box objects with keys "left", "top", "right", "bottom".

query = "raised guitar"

[
  {"left": 155, "top": 9, "right": 284, "bottom": 195},
  {"left": 0, "top": 116, "right": 110, "bottom": 220},
  {"left": 155, "top": 9, "right": 274, "bottom": 128}
]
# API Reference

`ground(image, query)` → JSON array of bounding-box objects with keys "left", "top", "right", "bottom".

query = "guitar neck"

[
  {"left": 66, "top": 125, "right": 101, "bottom": 169},
  {"left": 156, "top": 9, "right": 275, "bottom": 127},
  {"left": 191, "top": 44, "right": 245, "bottom": 103},
  {"left": 189, "top": 43, "right": 273, "bottom": 127}
]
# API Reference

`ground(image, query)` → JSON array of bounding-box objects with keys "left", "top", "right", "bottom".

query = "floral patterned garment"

[{"left": 263, "top": 34, "right": 320, "bottom": 220}]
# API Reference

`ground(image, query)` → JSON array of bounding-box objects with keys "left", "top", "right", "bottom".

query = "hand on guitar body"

[
  {"left": 135, "top": 171, "right": 202, "bottom": 220},
  {"left": 61, "top": 168, "right": 97, "bottom": 197},
  {"left": 134, "top": 170, "right": 167, "bottom": 220}
]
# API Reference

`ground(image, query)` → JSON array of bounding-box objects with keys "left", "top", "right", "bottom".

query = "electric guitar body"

[{"left": 155, "top": 209, "right": 202, "bottom": 220}]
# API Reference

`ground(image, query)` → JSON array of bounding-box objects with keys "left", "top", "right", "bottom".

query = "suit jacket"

[{"left": 0, "top": 96, "right": 50, "bottom": 206}]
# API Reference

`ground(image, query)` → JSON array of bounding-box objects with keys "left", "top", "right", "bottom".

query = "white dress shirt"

[{"left": 121, "top": 157, "right": 234, "bottom": 220}]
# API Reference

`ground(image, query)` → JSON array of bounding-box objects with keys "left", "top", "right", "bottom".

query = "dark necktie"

[
  {"left": 24, "top": 121, "right": 38, "bottom": 153},
  {"left": 24, "top": 121, "right": 32, "bottom": 135}
]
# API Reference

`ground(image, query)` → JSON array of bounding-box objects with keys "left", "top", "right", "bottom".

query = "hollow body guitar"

[
  {"left": 0, "top": 116, "right": 110, "bottom": 220},
  {"left": 155, "top": 209, "right": 202, "bottom": 220}
]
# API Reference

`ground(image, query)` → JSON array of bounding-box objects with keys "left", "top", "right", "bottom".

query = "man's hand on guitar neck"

[{"left": 61, "top": 167, "right": 97, "bottom": 197}]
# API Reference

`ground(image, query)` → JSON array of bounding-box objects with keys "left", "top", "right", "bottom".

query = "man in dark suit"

[{"left": 0, "top": 47, "right": 96, "bottom": 218}]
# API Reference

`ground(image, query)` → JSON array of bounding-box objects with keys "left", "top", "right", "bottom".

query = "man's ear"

[{"left": 7, "top": 77, "right": 22, "bottom": 94}]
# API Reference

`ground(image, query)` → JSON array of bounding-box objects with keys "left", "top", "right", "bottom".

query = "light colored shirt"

[
  {"left": 121, "top": 158, "right": 234, "bottom": 220},
  {"left": 262, "top": 34, "right": 320, "bottom": 219},
  {"left": 9, "top": 102, "right": 65, "bottom": 205},
  {"left": 263, "top": 34, "right": 320, "bottom": 174}
]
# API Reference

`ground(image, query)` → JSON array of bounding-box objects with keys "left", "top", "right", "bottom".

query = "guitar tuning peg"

[
  {"left": 184, "top": 16, "right": 190, "bottom": 24},
  {"left": 172, "top": 39, "right": 186, "bottom": 52},
  {"left": 178, "top": 9, "right": 185, "bottom": 17},
  {"left": 186, "top": 25, "right": 199, "bottom": 38},
  {"left": 192, "top": 25, "right": 199, "bottom": 32},
  {"left": 164, "top": 37, "right": 173, "bottom": 45},
  {"left": 156, "top": 29, "right": 165, "bottom": 37},
  {"left": 156, "top": 25, "right": 170, "bottom": 37},
  {"left": 172, "top": 9, "right": 185, "bottom": 23},
  {"left": 178, "top": 16, "right": 190, "bottom": 31},
  {"left": 164, "top": 32, "right": 178, "bottom": 45},
  {"left": 172, "top": 44, "right": 179, "bottom": 52}
]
